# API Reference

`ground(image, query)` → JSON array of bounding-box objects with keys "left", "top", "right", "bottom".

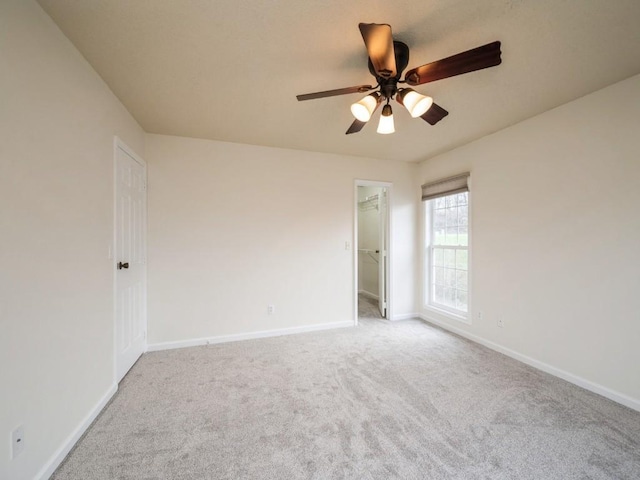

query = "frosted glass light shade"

[
  {"left": 397, "top": 88, "right": 433, "bottom": 117},
  {"left": 350, "top": 93, "right": 379, "bottom": 122},
  {"left": 377, "top": 104, "right": 395, "bottom": 134}
]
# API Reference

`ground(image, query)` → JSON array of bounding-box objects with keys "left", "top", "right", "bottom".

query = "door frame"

[
  {"left": 113, "top": 136, "right": 148, "bottom": 382},
  {"left": 354, "top": 180, "right": 393, "bottom": 325}
]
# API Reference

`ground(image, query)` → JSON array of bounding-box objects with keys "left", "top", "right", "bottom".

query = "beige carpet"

[{"left": 52, "top": 319, "right": 640, "bottom": 479}]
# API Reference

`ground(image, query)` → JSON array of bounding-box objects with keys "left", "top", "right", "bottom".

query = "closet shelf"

[
  {"left": 358, "top": 249, "right": 380, "bottom": 263},
  {"left": 358, "top": 194, "right": 379, "bottom": 211}
]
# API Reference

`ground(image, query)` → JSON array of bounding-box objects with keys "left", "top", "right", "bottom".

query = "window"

[{"left": 422, "top": 173, "right": 470, "bottom": 318}]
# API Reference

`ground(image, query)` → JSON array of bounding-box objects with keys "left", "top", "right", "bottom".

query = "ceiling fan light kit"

[
  {"left": 377, "top": 104, "right": 395, "bottom": 134},
  {"left": 296, "top": 23, "right": 502, "bottom": 136},
  {"left": 396, "top": 88, "right": 433, "bottom": 118},
  {"left": 351, "top": 92, "right": 381, "bottom": 122}
]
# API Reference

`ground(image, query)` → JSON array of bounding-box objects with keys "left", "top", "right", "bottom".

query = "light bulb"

[
  {"left": 350, "top": 93, "right": 380, "bottom": 122},
  {"left": 377, "top": 104, "right": 395, "bottom": 134},
  {"left": 397, "top": 88, "right": 433, "bottom": 118}
]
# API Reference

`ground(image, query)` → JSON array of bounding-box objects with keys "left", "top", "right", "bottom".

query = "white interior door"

[
  {"left": 115, "top": 141, "right": 147, "bottom": 382},
  {"left": 378, "top": 189, "right": 387, "bottom": 317}
]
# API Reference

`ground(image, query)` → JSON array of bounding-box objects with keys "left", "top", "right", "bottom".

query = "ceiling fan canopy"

[{"left": 296, "top": 23, "right": 502, "bottom": 135}]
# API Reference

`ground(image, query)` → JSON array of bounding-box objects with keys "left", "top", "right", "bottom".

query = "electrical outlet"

[
  {"left": 11, "top": 425, "right": 24, "bottom": 459},
  {"left": 477, "top": 311, "right": 483, "bottom": 320},
  {"left": 497, "top": 317, "right": 504, "bottom": 328},
  {"left": 268, "top": 304, "right": 275, "bottom": 315}
]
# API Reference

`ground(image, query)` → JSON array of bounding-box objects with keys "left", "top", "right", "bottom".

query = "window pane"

[
  {"left": 445, "top": 268, "right": 456, "bottom": 287},
  {"left": 434, "top": 229, "right": 446, "bottom": 245},
  {"left": 435, "top": 197, "right": 446, "bottom": 209},
  {"left": 445, "top": 226, "right": 458, "bottom": 245},
  {"left": 445, "top": 195, "right": 457, "bottom": 207},
  {"left": 456, "top": 290, "right": 468, "bottom": 311},
  {"left": 434, "top": 209, "right": 446, "bottom": 229},
  {"left": 458, "top": 205, "right": 468, "bottom": 226},
  {"left": 433, "top": 248, "right": 444, "bottom": 266},
  {"left": 444, "top": 249, "right": 456, "bottom": 267},
  {"left": 445, "top": 207, "right": 457, "bottom": 226},
  {"left": 434, "top": 285, "right": 445, "bottom": 304},
  {"left": 456, "top": 250, "right": 468, "bottom": 269},
  {"left": 434, "top": 266, "right": 444, "bottom": 285},
  {"left": 444, "top": 287, "right": 456, "bottom": 307},
  {"left": 457, "top": 193, "right": 468, "bottom": 206},
  {"left": 458, "top": 226, "right": 468, "bottom": 247},
  {"left": 456, "top": 270, "right": 468, "bottom": 291}
]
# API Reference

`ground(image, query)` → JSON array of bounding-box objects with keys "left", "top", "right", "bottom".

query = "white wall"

[
  {"left": 0, "top": 1, "right": 145, "bottom": 478},
  {"left": 357, "top": 186, "right": 382, "bottom": 297},
  {"left": 418, "top": 74, "right": 640, "bottom": 407},
  {"left": 146, "top": 134, "right": 417, "bottom": 346}
]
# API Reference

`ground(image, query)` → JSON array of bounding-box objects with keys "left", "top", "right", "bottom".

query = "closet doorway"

[{"left": 355, "top": 181, "right": 391, "bottom": 323}]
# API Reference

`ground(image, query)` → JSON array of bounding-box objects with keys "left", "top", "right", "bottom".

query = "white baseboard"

[
  {"left": 147, "top": 321, "right": 354, "bottom": 352},
  {"left": 37, "top": 383, "right": 117, "bottom": 480},
  {"left": 418, "top": 313, "right": 640, "bottom": 413},
  {"left": 358, "top": 290, "right": 379, "bottom": 301}
]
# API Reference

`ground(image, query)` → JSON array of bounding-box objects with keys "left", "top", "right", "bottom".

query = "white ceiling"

[{"left": 37, "top": 0, "right": 640, "bottom": 163}]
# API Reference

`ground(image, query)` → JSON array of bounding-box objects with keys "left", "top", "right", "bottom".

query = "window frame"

[{"left": 423, "top": 190, "right": 472, "bottom": 323}]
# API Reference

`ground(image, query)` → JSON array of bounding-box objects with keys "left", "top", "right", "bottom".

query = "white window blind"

[{"left": 421, "top": 173, "right": 470, "bottom": 201}]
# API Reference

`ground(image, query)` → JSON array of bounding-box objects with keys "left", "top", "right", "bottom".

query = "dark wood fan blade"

[
  {"left": 346, "top": 119, "right": 367, "bottom": 135},
  {"left": 420, "top": 103, "right": 449, "bottom": 125},
  {"left": 296, "top": 85, "right": 374, "bottom": 101},
  {"left": 359, "top": 23, "right": 397, "bottom": 78},
  {"left": 405, "top": 41, "right": 501, "bottom": 85}
]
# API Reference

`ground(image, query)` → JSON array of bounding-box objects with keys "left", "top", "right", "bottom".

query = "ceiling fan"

[{"left": 296, "top": 23, "right": 502, "bottom": 135}]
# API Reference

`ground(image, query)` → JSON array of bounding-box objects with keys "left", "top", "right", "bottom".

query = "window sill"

[{"left": 422, "top": 304, "right": 471, "bottom": 325}]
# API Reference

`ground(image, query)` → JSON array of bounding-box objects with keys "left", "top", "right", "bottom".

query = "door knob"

[{"left": 118, "top": 262, "right": 129, "bottom": 270}]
